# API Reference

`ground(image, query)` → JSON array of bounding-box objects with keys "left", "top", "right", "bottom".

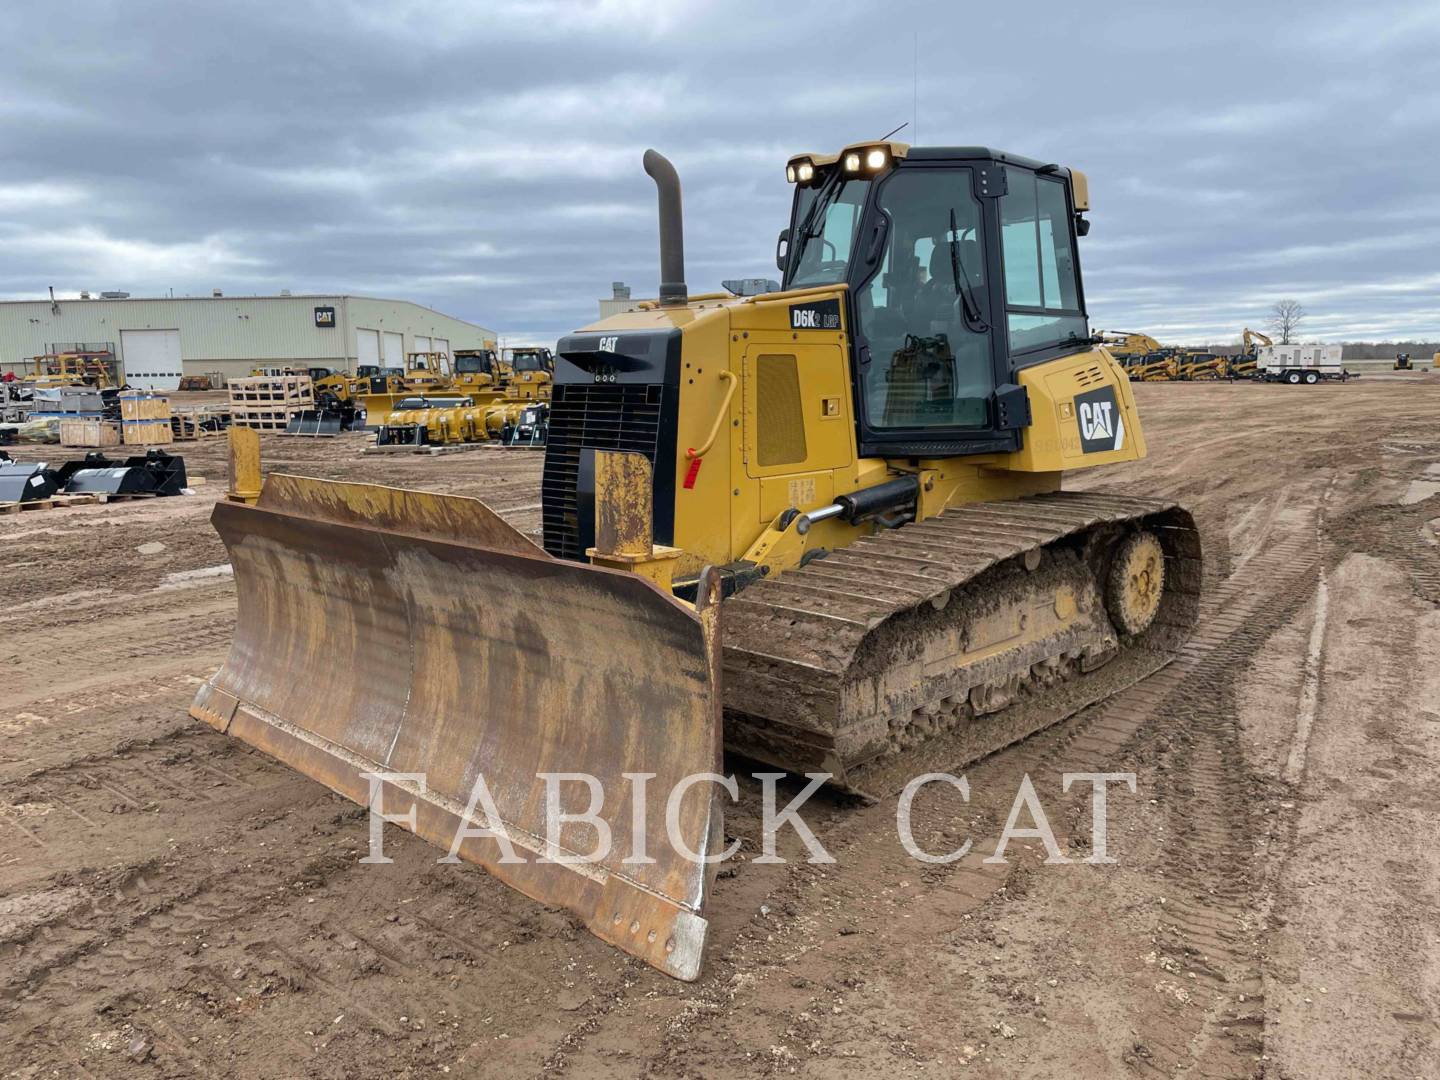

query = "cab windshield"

[
  {"left": 454, "top": 353, "right": 493, "bottom": 375},
  {"left": 510, "top": 351, "right": 549, "bottom": 372},
  {"left": 786, "top": 176, "right": 871, "bottom": 288}
]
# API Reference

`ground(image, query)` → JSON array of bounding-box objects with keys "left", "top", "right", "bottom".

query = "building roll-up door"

[
  {"left": 119, "top": 329, "right": 183, "bottom": 390},
  {"left": 434, "top": 338, "right": 449, "bottom": 357},
  {"left": 382, "top": 331, "right": 403, "bottom": 368},
  {"left": 414, "top": 335, "right": 431, "bottom": 355},
  {"left": 356, "top": 329, "right": 381, "bottom": 369}
]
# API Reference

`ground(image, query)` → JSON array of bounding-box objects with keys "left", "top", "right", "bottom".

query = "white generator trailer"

[{"left": 1256, "top": 344, "right": 1352, "bottom": 384}]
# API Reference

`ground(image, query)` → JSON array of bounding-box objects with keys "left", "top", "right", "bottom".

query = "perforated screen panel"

[{"left": 756, "top": 354, "right": 807, "bottom": 466}]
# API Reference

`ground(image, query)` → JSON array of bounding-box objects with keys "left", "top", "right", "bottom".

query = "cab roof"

[{"left": 786, "top": 145, "right": 1087, "bottom": 210}]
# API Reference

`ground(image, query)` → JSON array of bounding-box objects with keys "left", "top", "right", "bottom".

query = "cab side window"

[{"left": 1000, "top": 168, "right": 1086, "bottom": 354}]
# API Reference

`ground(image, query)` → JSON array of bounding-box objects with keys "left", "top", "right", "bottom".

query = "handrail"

[{"left": 687, "top": 370, "right": 738, "bottom": 459}]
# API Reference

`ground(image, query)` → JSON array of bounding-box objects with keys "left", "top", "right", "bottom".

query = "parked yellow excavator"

[
  {"left": 194, "top": 144, "right": 1200, "bottom": 981},
  {"left": 1095, "top": 331, "right": 1164, "bottom": 362},
  {"left": 1230, "top": 328, "right": 1272, "bottom": 379}
]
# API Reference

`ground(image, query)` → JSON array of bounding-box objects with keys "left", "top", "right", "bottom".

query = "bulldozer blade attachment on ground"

[{"left": 191, "top": 474, "right": 724, "bottom": 980}]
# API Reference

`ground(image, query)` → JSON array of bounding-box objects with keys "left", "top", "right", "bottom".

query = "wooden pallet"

[
  {"left": 361, "top": 441, "right": 493, "bottom": 456},
  {"left": 0, "top": 492, "right": 157, "bottom": 515},
  {"left": 230, "top": 412, "right": 306, "bottom": 431},
  {"left": 274, "top": 423, "right": 345, "bottom": 439}
]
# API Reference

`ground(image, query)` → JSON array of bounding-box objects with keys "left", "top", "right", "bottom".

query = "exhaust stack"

[{"left": 642, "top": 149, "right": 687, "bottom": 306}]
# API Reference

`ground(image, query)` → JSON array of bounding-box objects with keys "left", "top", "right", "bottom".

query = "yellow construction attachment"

[
  {"left": 192, "top": 465, "right": 726, "bottom": 979},
  {"left": 225, "top": 427, "right": 262, "bottom": 504}
]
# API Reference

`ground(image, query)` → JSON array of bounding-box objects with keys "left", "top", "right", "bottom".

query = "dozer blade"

[{"left": 191, "top": 474, "right": 724, "bottom": 980}]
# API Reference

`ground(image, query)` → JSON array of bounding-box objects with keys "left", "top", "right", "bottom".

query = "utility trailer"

[{"left": 1256, "top": 344, "right": 1352, "bottom": 385}]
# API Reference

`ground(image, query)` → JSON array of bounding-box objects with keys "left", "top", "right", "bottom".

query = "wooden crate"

[
  {"left": 228, "top": 376, "right": 314, "bottom": 408},
  {"left": 60, "top": 419, "right": 122, "bottom": 447},
  {"left": 120, "top": 392, "right": 172, "bottom": 421},
  {"left": 170, "top": 408, "right": 227, "bottom": 440},
  {"left": 230, "top": 406, "right": 306, "bottom": 431},
  {"left": 122, "top": 419, "right": 174, "bottom": 446}
]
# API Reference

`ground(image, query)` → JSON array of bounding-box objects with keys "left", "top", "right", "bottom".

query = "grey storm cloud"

[{"left": 1, "top": 0, "right": 1438, "bottom": 346}]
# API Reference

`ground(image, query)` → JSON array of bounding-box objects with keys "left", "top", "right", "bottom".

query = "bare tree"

[{"left": 1268, "top": 299, "right": 1305, "bottom": 344}]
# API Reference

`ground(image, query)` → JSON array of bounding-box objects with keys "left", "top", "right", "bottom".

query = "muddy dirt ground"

[{"left": 3, "top": 374, "right": 1438, "bottom": 1079}]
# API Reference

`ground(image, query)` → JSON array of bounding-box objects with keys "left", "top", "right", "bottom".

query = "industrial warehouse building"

[{"left": 0, "top": 294, "right": 496, "bottom": 389}]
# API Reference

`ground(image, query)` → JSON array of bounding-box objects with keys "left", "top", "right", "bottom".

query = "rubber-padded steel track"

[{"left": 720, "top": 490, "right": 1202, "bottom": 795}]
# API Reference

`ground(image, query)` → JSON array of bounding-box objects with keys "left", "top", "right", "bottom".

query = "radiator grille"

[
  {"left": 756, "top": 354, "right": 807, "bottom": 466},
  {"left": 541, "top": 383, "right": 665, "bottom": 560},
  {"left": 1074, "top": 364, "right": 1105, "bottom": 388}
]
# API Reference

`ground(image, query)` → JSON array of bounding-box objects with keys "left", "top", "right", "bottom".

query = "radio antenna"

[{"left": 879, "top": 121, "right": 909, "bottom": 142}]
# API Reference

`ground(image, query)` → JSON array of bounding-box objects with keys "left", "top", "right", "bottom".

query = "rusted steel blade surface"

[{"left": 192, "top": 475, "right": 723, "bottom": 979}]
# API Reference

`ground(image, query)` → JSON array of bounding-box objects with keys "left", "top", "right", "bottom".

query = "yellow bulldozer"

[
  {"left": 479, "top": 347, "right": 554, "bottom": 441},
  {"left": 502, "top": 346, "right": 555, "bottom": 395},
  {"left": 451, "top": 347, "right": 505, "bottom": 393},
  {"left": 194, "top": 144, "right": 1200, "bottom": 980},
  {"left": 25, "top": 350, "right": 120, "bottom": 389}
]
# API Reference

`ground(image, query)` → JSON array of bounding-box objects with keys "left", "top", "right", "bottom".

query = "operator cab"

[
  {"left": 779, "top": 143, "right": 1090, "bottom": 457},
  {"left": 506, "top": 347, "right": 555, "bottom": 375},
  {"left": 454, "top": 349, "right": 499, "bottom": 376}
]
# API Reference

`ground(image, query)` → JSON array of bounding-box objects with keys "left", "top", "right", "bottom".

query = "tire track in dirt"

[
  {"left": 5, "top": 586, "right": 236, "bottom": 708},
  {"left": 1021, "top": 489, "right": 1325, "bottom": 1078},
  {"left": 0, "top": 729, "right": 303, "bottom": 894},
  {"left": 550, "top": 487, "right": 1330, "bottom": 1076},
  {"left": 1, "top": 734, "right": 631, "bottom": 1076}
]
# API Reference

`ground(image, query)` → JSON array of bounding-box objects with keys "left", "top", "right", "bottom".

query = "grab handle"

[{"left": 686, "top": 370, "right": 738, "bottom": 459}]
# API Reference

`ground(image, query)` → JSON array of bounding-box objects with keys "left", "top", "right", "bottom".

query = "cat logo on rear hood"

[{"left": 1075, "top": 386, "right": 1125, "bottom": 453}]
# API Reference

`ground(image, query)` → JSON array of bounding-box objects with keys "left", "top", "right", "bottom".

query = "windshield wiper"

[
  {"left": 948, "top": 208, "right": 989, "bottom": 334},
  {"left": 797, "top": 177, "right": 841, "bottom": 242}
]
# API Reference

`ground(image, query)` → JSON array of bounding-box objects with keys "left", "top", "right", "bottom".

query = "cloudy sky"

[{"left": 1, "top": 0, "right": 1437, "bottom": 346}]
